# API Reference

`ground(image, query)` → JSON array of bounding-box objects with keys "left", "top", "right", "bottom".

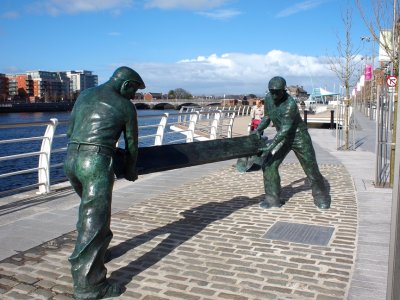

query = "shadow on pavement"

[
  {"left": 107, "top": 175, "right": 330, "bottom": 288},
  {"left": 107, "top": 195, "right": 260, "bottom": 286}
]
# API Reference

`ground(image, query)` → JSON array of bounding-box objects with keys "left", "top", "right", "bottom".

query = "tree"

[
  {"left": 327, "top": 7, "right": 360, "bottom": 100},
  {"left": 327, "top": 6, "right": 360, "bottom": 150},
  {"left": 356, "top": 0, "right": 400, "bottom": 67},
  {"left": 172, "top": 88, "right": 192, "bottom": 99},
  {"left": 168, "top": 90, "right": 175, "bottom": 99}
]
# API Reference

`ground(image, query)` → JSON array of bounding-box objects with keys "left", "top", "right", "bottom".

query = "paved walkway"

[{"left": 0, "top": 111, "right": 393, "bottom": 299}]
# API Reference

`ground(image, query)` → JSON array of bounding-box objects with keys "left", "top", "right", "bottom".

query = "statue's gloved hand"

[
  {"left": 259, "top": 141, "right": 284, "bottom": 158},
  {"left": 258, "top": 145, "right": 271, "bottom": 158},
  {"left": 124, "top": 169, "right": 138, "bottom": 182},
  {"left": 113, "top": 148, "right": 127, "bottom": 179},
  {"left": 256, "top": 129, "right": 263, "bottom": 139}
]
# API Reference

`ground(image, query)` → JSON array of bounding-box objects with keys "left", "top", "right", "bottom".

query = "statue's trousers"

[
  {"left": 63, "top": 135, "right": 264, "bottom": 298},
  {"left": 262, "top": 129, "right": 329, "bottom": 205},
  {"left": 64, "top": 148, "right": 114, "bottom": 298}
]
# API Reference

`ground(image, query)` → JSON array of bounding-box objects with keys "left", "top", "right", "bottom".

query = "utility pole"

[
  {"left": 387, "top": 47, "right": 400, "bottom": 300},
  {"left": 390, "top": 0, "right": 399, "bottom": 187},
  {"left": 387, "top": 2, "right": 399, "bottom": 298}
]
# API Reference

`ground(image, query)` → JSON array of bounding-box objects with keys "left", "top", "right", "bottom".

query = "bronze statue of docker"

[{"left": 64, "top": 67, "right": 330, "bottom": 299}]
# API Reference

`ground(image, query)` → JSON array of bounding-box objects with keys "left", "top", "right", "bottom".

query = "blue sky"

[{"left": 1, "top": 0, "right": 377, "bottom": 96}]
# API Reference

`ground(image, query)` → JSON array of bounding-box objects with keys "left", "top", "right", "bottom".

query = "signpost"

[
  {"left": 387, "top": 76, "right": 397, "bottom": 93},
  {"left": 387, "top": 75, "right": 398, "bottom": 87}
]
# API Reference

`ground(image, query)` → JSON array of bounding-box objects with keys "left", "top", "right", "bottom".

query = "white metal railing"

[{"left": 0, "top": 106, "right": 246, "bottom": 196}]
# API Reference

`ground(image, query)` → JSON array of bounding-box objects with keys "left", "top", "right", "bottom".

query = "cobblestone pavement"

[{"left": 0, "top": 161, "right": 356, "bottom": 300}]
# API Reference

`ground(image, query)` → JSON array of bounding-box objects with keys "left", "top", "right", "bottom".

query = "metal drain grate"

[{"left": 263, "top": 221, "right": 334, "bottom": 246}]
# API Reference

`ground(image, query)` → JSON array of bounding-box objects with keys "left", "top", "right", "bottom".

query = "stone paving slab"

[{"left": 0, "top": 162, "right": 357, "bottom": 299}]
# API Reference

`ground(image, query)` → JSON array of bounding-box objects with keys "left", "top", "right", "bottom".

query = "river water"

[{"left": 0, "top": 109, "right": 182, "bottom": 194}]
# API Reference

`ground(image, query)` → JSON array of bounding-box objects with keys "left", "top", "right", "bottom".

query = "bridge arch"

[
  {"left": 134, "top": 103, "right": 151, "bottom": 110},
  {"left": 153, "top": 103, "right": 177, "bottom": 110},
  {"left": 176, "top": 103, "right": 201, "bottom": 110},
  {"left": 206, "top": 102, "right": 222, "bottom": 107}
]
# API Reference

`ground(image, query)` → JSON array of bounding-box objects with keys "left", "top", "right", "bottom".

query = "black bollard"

[
  {"left": 303, "top": 110, "right": 308, "bottom": 125},
  {"left": 330, "top": 110, "right": 334, "bottom": 129}
]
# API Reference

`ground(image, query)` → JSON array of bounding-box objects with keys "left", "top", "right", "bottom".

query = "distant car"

[{"left": 303, "top": 100, "right": 316, "bottom": 112}]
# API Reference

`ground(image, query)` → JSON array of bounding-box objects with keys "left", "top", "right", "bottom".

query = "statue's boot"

[
  {"left": 100, "top": 283, "right": 125, "bottom": 299},
  {"left": 314, "top": 195, "right": 331, "bottom": 209},
  {"left": 259, "top": 196, "right": 282, "bottom": 209},
  {"left": 312, "top": 181, "right": 331, "bottom": 209},
  {"left": 74, "top": 282, "right": 125, "bottom": 300}
]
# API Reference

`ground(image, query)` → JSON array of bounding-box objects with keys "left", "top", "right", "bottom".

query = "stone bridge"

[{"left": 132, "top": 99, "right": 224, "bottom": 110}]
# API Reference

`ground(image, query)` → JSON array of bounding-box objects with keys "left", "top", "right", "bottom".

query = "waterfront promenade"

[{"left": 0, "top": 111, "right": 393, "bottom": 299}]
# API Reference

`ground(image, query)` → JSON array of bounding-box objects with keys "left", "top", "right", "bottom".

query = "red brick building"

[
  {"left": 0, "top": 73, "right": 7, "bottom": 102},
  {"left": 3, "top": 70, "right": 98, "bottom": 103},
  {"left": 6, "top": 74, "right": 34, "bottom": 102}
]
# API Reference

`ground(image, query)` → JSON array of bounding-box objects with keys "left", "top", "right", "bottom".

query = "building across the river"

[{"left": 0, "top": 70, "right": 98, "bottom": 103}]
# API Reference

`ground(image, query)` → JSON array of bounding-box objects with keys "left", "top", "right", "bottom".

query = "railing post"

[
  {"left": 198, "top": 107, "right": 203, "bottom": 120},
  {"left": 207, "top": 106, "right": 212, "bottom": 119},
  {"left": 187, "top": 112, "right": 199, "bottom": 143},
  {"left": 178, "top": 106, "right": 184, "bottom": 122},
  {"left": 155, "top": 113, "right": 169, "bottom": 145},
  {"left": 227, "top": 113, "right": 236, "bottom": 138},
  {"left": 38, "top": 118, "right": 58, "bottom": 194},
  {"left": 210, "top": 111, "right": 221, "bottom": 140}
]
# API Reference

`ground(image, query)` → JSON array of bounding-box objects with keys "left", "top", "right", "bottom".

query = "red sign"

[
  {"left": 365, "top": 64, "right": 372, "bottom": 81},
  {"left": 387, "top": 76, "right": 398, "bottom": 87}
]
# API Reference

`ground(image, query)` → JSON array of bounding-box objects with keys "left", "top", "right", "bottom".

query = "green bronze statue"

[
  {"left": 64, "top": 66, "right": 145, "bottom": 299},
  {"left": 255, "top": 76, "right": 331, "bottom": 209},
  {"left": 62, "top": 69, "right": 328, "bottom": 298}
]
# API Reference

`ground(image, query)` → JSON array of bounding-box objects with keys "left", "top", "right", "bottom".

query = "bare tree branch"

[
  {"left": 327, "top": 7, "right": 360, "bottom": 98},
  {"left": 356, "top": 0, "right": 400, "bottom": 66}
]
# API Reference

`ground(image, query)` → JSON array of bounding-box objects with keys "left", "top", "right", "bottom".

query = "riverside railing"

[{"left": 0, "top": 106, "right": 247, "bottom": 196}]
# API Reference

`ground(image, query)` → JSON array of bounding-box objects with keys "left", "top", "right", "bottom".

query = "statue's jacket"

[{"left": 261, "top": 93, "right": 307, "bottom": 153}]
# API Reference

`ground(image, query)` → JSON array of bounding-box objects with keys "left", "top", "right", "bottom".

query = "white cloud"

[
  {"left": 276, "top": 0, "right": 326, "bottom": 18},
  {"left": 28, "top": 0, "right": 132, "bottom": 15},
  {"left": 144, "top": 0, "right": 231, "bottom": 10},
  {"left": 116, "top": 50, "right": 339, "bottom": 95},
  {"left": 25, "top": 0, "right": 235, "bottom": 16},
  {"left": 196, "top": 9, "right": 241, "bottom": 20}
]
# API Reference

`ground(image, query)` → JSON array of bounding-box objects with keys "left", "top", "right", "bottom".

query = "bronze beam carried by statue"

[{"left": 113, "top": 134, "right": 265, "bottom": 176}]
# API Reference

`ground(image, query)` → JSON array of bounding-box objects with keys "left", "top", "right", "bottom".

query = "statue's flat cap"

[{"left": 112, "top": 66, "right": 145, "bottom": 89}]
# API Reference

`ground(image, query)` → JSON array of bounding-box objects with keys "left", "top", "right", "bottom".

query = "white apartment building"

[{"left": 64, "top": 70, "right": 98, "bottom": 94}]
